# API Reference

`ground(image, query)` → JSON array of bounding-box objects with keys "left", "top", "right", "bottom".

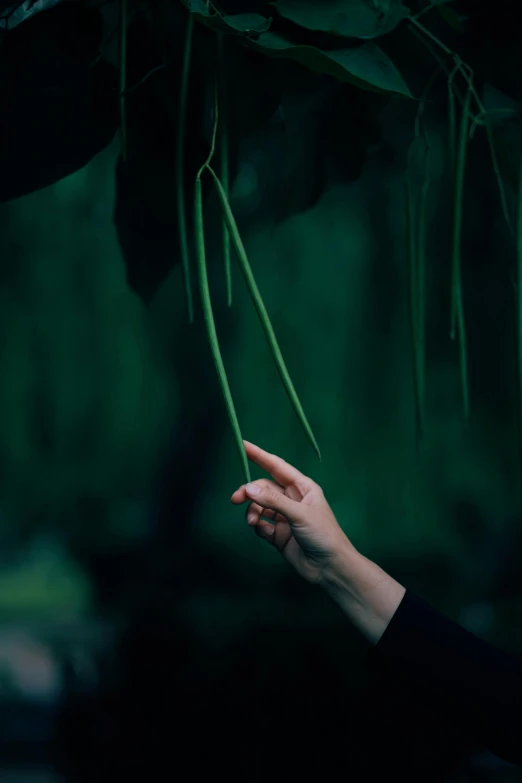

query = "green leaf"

[
  {"left": 181, "top": 1, "right": 271, "bottom": 35},
  {"left": 272, "top": 0, "right": 410, "bottom": 40},
  {"left": 224, "top": 14, "right": 272, "bottom": 33},
  {"left": 248, "top": 32, "right": 411, "bottom": 96}
]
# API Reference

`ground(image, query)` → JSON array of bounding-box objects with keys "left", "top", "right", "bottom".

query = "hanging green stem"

[
  {"left": 194, "top": 176, "right": 251, "bottom": 484},
  {"left": 176, "top": 11, "right": 195, "bottom": 324},
  {"left": 406, "top": 174, "right": 421, "bottom": 446},
  {"left": 410, "top": 18, "right": 512, "bottom": 236},
  {"left": 481, "top": 113, "right": 513, "bottom": 236},
  {"left": 516, "top": 156, "right": 522, "bottom": 494},
  {"left": 410, "top": 25, "right": 467, "bottom": 111},
  {"left": 447, "top": 67, "right": 457, "bottom": 171},
  {"left": 197, "top": 81, "right": 219, "bottom": 180},
  {"left": 208, "top": 165, "right": 321, "bottom": 462},
  {"left": 119, "top": 0, "right": 127, "bottom": 162},
  {"left": 455, "top": 287, "right": 470, "bottom": 420},
  {"left": 417, "top": 138, "right": 431, "bottom": 437},
  {"left": 194, "top": 76, "right": 320, "bottom": 473},
  {"left": 217, "top": 34, "right": 232, "bottom": 308},
  {"left": 450, "top": 83, "right": 471, "bottom": 340},
  {"left": 406, "top": 96, "right": 431, "bottom": 448},
  {"left": 406, "top": 146, "right": 423, "bottom": 448},
  {"left": 450, "top": 84, "right": 472, "bottom": 420},
  {"left": 193, "top": 82, "right": 250, "bottom": 483},
  {"left": 448, "top": 63, "right": 460, "bottom": 339}
]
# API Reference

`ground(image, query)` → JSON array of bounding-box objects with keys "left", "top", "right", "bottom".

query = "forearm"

[{"left": 320, "top": 544, "right": 406, "bottom": 645}]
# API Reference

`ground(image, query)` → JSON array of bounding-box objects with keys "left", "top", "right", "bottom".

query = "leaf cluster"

[{"left": 181, "top": 0, "right": 415, "bottom": 97}]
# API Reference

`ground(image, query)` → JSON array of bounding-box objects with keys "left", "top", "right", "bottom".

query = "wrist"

[
  {"left": 320, "top": 543, "right": 406, "bottom": 645},
  {"left": 319, "top": 540, "right": 363, "bottom": 593}
]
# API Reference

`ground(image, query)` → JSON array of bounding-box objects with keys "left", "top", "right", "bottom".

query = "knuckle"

[{"left": 300, "top": 477, "right": 321, "bottom": 495}]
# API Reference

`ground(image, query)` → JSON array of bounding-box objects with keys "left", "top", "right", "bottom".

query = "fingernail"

[
  {"left": 246, "top": 483, "right": 260, "bottom": 497},
  {"left": 265, "top": 526, "right": 274, "bottom": 536}
]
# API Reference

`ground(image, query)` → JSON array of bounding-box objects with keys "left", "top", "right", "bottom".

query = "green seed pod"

[
  {"left": 194, "top": 176, "right": 251, "bottom": 483},
  {"left": 208, "top": 166, "right": 321, "bottom": 462}
]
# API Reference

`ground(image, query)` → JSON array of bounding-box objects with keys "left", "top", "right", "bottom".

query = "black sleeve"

[{"left": 365, "top": 590, "right": 522, "bottom": 767}]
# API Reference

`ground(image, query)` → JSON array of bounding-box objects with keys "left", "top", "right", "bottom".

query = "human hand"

[{"left": 230, "top": 440, "right": 357, "bottom": 586}]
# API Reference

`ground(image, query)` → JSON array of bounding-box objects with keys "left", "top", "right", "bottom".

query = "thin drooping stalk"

[
  {"left": 194, "top": 77, "right": 321, "bottom": 470},
  {"left": 450, "top": 83, "right": 470, "bottom": 340},
  {"left": 410, "top": 18, "right": 512, "bottom": 236},
  {"left": 193, "top": 84, "right": 251, "bottom": 483},
  {"left": 447, "top": 69, "right": 457, "bottom": 171},
  {"left": 405, "top": 134, "right": 427, "bottom": 449},
  {"left": 176, "top": 11, "right": 195, "bottom": 324},
  {"left": 208, "top": 165, "right": 322, "bottom": 462},
  {"left": 516, "top": 156, "right": 522, "bottom": 499},
  {"left": 194, "top": 178, "right": 251, "bottom": 484},
  {"left": 480, "top": 109, "right": 511, "bottom": 235},
  {"left": 217, "top": 34, "right": 232, "bottom": 308},
  {"left": 417, "top": 137, "right": 431, "bottom": 435},
  {"left": 406, "top": 170, "right": 423, "bottom": 447},
  {"left": 409, "top": 26, "right": 467, "bottom": 112},
  {"left": 455, "top": 285, "right": 470, "bottom": 420},
  {"left": 448, "top": 62, "right": 460, "bottom": 339},
  {"left": 451, "top": 84, "right": 472, "bottom": 420},
  {"left": 196, "top": 80, "right": 219, "bottom": 181},
  {"left": 119, "top": 0, "right": 127, "bottom": 162},
  {"left": 405, "top": 109, "right": 431, "bottom": 449}
]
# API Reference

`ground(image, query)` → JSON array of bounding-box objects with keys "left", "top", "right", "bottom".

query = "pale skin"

[{"left": 230, "top": 440, "right": 406, "bottom": 645}]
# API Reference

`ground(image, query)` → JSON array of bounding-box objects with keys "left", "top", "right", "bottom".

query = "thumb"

[{"left": 245, "top": 482, "right": 306, "bottom": 525}]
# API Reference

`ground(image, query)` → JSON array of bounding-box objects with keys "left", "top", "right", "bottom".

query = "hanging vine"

[
  {"left": 516, "top": 158, "right": 522, "bottom": 490},
  {"left": 168, "top": 0, "right": 522, "bottom": 470},
  {"left": 4, "top": 0, "right": 520, "bottom": 477},
  {"left": 217, "top": 33, "right": 232, "bottom": 308},
  {"left": 450, "top": 76, "right": 471, "bottom": 420},
  {"left": 192, "top": 69, "right": 321, "bottom": 483},
  {"left": 176, "top": 9, "right": 196, "bottom": 325}
]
